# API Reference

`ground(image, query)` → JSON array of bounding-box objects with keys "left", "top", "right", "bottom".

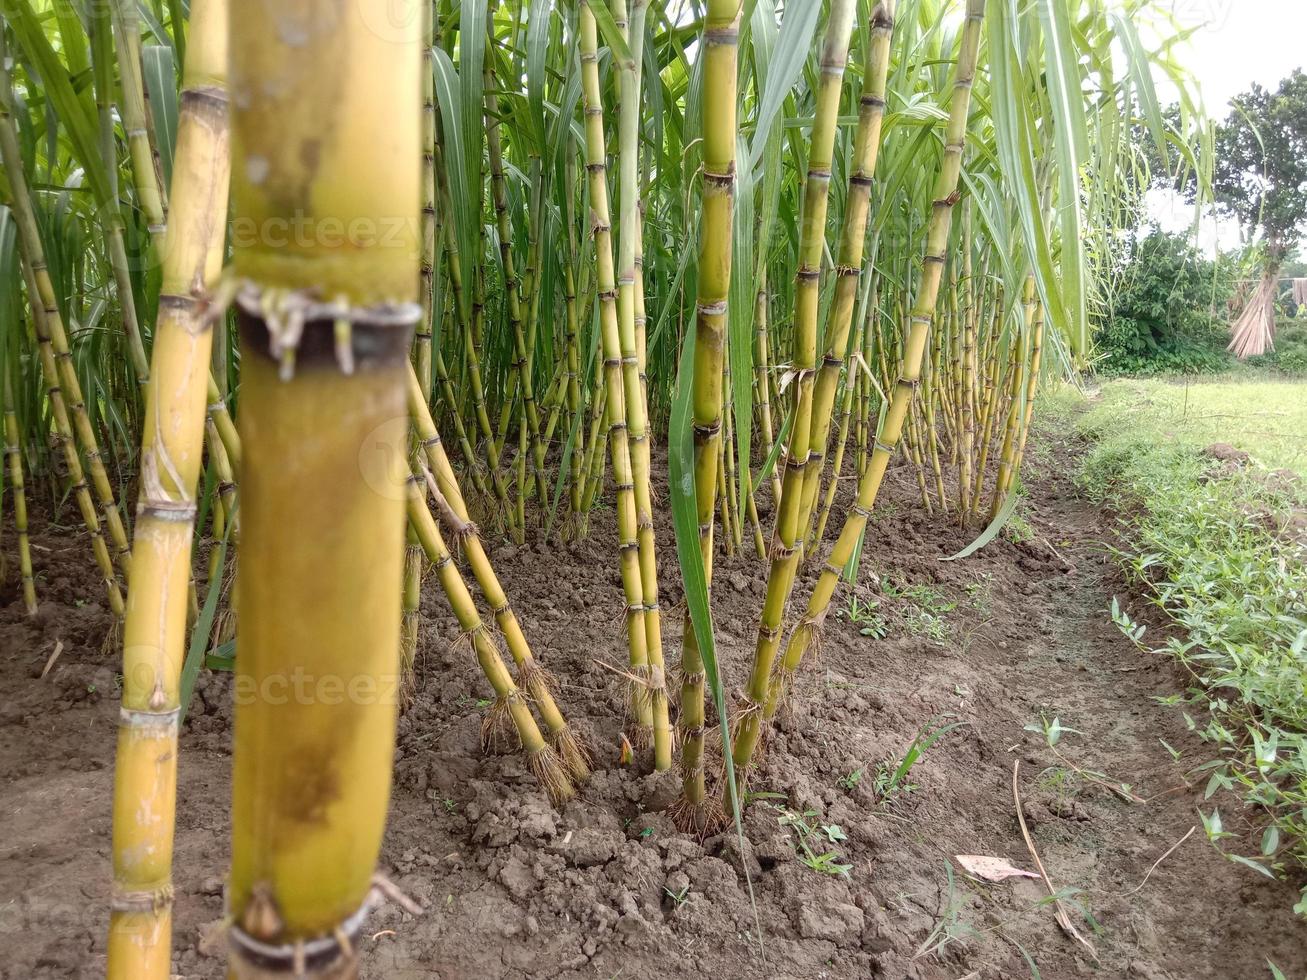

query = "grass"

[
  {"left": 1049, "top": 375, "right": 1307, "bottom": 918},
  {"left": 1083, "top": 376, "right": 1307, "bottom": 476}
]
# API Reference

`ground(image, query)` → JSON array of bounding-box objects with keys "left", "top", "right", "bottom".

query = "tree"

[{"left": 1208, "top": 71, "right": 1307, "bottom": 356}]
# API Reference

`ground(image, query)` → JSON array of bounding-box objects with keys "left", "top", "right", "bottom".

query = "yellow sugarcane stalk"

[
  {"left": 0, "top": 53, "right": 133, "bottom": 578},
  {"left": 0, "top": 76, "right": 126, "bottom": 625},
  {"left": 994, "top": 295, "right": 1045, "bottom": 516},
  {"left": 111, "top": 0, "right": 168, "bottom": 249},
  {"left": 579, "top": 1, "right": 659, "bottom": 750},
  {"left": 104, "top": 0, "right": 230, "bottom": 974},
  {"left": 611, "top": 0, "right": 671, "bottom": 771},
  {"left": 406, "top": 478, "right": 575, "bottom": 804},
  {"left": 3, "top": 368, "right": 36, "bottom": 616},
  {"left": 795, "top": 0, "right": 896, "bottom": 547},
  {"left": 730, "top": 0, "right": 857, "bottom": 792},
  {"left": 671, "top": 0, "right": 742, "bottom": 835},
  {"left": 765, "top": 0, "right": 985, "bottom": 722},
  {"left": 990, "top": 278, "right": 1037, "bottom": 519},
  {"left": 225, "top": 1, "right": 420, "bottom": 974},
  {"left": 406, "top": 365, "right": 589, "bottom": 782}
]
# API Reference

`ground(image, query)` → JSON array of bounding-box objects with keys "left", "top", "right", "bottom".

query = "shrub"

[{"left": 1095, "top": 229, "right": 1236, "bottom": 377}]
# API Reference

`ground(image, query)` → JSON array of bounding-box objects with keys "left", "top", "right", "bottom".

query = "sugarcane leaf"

[
  {"left": 142, "top": 45, "right": 178, "bottom": 189},
  {"left": 940, "top": 479, "right": 1021, "bottom": 562},
  {"left": 1036, "top": 0, "right": 1089, "bottom": 355},
  {"left": 729, "top": 133, "right": 754, "bottom": 523},
  {"left": 749, "top": 0, "right": 821, "bottom": 170},
  {"left": 583, "top": 0, "right": 634, "bottom": 71},
  {"left": 179, "top": 518, "right": 233, "bottom": 726},
  {"left": 3, "top": 0, "right": 112, "bottom": 207}
]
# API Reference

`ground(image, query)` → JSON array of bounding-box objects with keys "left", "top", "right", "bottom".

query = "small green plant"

[
  {"left": 875, "top": 717, "right": 962, "bottom": 802},
  {"left": 1024, "top": 713, "right": 1084, "bottom": 748},
  {"left": 963, "top": 575, "right": 993, "bottom": 614},
  {"left": 1109, "top": 596, "right": 1147, "bottom": 645},
  {"left": 838, "top": 767, "right": 864, "bottom": 791},
  {"left": 664, "top": 884, "right": 690, "bottom": 905},
  {"left": 839, "top": 594, "right": 889, "bottom": 639},
  {"left": 776, "top": 807, "right": 853, "bottom": 880}
]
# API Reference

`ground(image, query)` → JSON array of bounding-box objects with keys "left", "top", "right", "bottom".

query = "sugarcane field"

[{"left": 3, "top": 0, "right": 1307, "bottom": 977}]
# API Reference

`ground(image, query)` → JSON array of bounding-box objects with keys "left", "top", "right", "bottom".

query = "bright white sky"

[{"left": 1147, "top": 0, "right": 1307, "bottom": 252}]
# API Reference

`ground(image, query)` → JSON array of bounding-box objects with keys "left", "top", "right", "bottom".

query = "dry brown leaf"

[{"left": 955, "top": 854, "right": 1042, "bottom": 882}]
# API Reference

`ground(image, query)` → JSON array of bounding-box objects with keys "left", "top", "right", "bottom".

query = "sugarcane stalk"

[
  {"left": 668, "top": 0, "right": 742, "bottom": 834},
  {"left": 3, "top": 366, "right": 36, "bottom": 616},
  {"left": 103, "top": 0, "right": 229, "bottom": 973},
  {"left": 765, "top": 0, "right": 985, "bottom": 721},
  {"left": 794, "top": 0, "right": 896, "bottom": 546},
  {"left": 111, "top": 0, "right": 169, "bottom": 249},
  {"left": 579, "top": 1, "right": 657, "bottom": 749},
  {"left": 730, "top": 0, "right": 857, "bottom": 790},
  {"left": 405, "top": 477, "right": 575, "bottom": 804},
  {"left": 990, "top": 278, "right": 1037, "bottom": 519},
  {"left": 225, "top": 1, "right": 421, "bottom": 973}
]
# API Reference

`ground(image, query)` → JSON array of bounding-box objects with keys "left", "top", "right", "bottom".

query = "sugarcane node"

[
  {"left": 796, "top": 268, "right": 821, "bottom": 282},
  {"left": 229, "top": 888, "right": 373, "bottom": 975},
  {"left": 118, "top": 705, "right": 181, "bottom": 733},
  {"left": 236, "top": 290, "right": 416, "bottom": 376},
  {"left": 137, "top": 500, "right": 199, "bottom": 523},
  {"left": 110, "top": 882, "right": 174, "bottom": 915},
  {"left": 807, "top": 167, "right": 833, "bottom": 180},
  {"left": 704, "top": 25, "right": 739, "bottom": 45}
]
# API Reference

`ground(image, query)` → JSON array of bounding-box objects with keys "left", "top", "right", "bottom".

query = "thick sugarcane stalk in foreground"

[
  {"left": 672, "top": 0, "right": 742, "bottom": 834},
  {"left": 795, "top": 0, "right": 896, "bottom": 547},
  {"left": 763, "top": 0, "right": 986, "bottom": 725},
  {"left": 579, "top": 2, "right": 659, "bottom": 752},
  {"left": 102, "top": 0, "right": 230, "bottom": 973},
  {"left": 225, "top": 2, "right": 418, "bottom": 975},
  {"left": 728, "top": 0, "right": 857, "bottom": 792},
  {"left": 612, "top": 0, "right": 671, "bottom": 772},
  {"left": 3, "top": 368, "right": 36, "bottom": 616}
]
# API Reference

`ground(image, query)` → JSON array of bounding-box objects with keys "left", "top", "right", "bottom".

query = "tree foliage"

[
  {"left": 1209, "top": 70, "right": 1307, "bottom": 260},
  {"left": 1098, "top": 229, "right": 1235, "bottom": 375}
]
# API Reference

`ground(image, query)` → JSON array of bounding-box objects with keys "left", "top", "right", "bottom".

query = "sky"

[{"left": 1146, "top": 0, "right": 1307, "bottom": 251}]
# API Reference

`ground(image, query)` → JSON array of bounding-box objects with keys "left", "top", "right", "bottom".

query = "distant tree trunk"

[{"left": 1229, "top": 245, "right": 1282, "bottom": 358}]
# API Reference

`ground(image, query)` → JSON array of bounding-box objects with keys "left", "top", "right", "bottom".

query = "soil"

[{"left": 2, "top": 423, "right": 1305, "bottom": 980}]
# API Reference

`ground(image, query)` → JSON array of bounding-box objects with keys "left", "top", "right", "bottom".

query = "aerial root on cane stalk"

[
  {"left": 550, "top": 724, "right": 594, "bottom": 783},
  {"left": 100, "top": 616, "right": 123, "bottom": 657},
  {"left": 516, "top": 657, "right": 558, "bottom": 699},
  {"left": 669, "top": 791, "right": 725, "bottom": 838},
  {"left": 528, "top": 744, "right": 577, "bottom": 805},
  {"left": 480, "top": 695, "right": 523, "bottom": 755},
  {"left": 622, "top": 659, "right": 654, "bottom": 742}
]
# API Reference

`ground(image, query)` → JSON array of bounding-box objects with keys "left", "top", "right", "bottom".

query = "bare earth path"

[{"left": 1, "top": 426, "right": 1303, "bottom": 979}]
